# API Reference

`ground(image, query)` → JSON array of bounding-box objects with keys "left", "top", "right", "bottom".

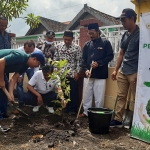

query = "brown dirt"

[{"left": 0, "top": 104, "right": 149, "bottom": 150}]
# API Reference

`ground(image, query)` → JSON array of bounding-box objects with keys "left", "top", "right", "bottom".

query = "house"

[
  {"left": 131, "top": 0, "right": 150, "bottom": 22},
  {"left": 25, "top": 4, "right": 120, "bottom": 36},
  {"left": 25, "top": 17, "right": 67, "bottom": 36}
]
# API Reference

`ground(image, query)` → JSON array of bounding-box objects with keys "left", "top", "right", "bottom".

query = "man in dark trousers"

[
  {"left": 80, "top": 23, "right": 114, "bottom": 117},
  {"left": 110, "top": 9, "right": 139, "bottom": 128},
  {"left": 17, "top": 40, "right": 41, "bottom": 108},
  {"left": 0, "top": 16, "right": 11, "bottom": 80},
  {"left": 0, "top": 49, "right": 45, "bottom": 121},
  {"left": 54, "top": 30, "right": 82, "bottom": 113},
  {"left": 0, "top": 16, "right": 11, "bottom": 49}
]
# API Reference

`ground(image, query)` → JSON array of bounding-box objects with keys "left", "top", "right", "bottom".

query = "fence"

[{"left": 11, "top": 25, "right": 126, "bottom": 67}]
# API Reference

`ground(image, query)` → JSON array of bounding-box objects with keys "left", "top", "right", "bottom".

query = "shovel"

[
  {"left": 111, "top": 95, "right": 118, "bottom": 120},
  {"left": 122, "top": 88, "right": 133, "bottom": 129},
  {"left": 2, "top": 88, "right": 31, "bottom": 118},
  {"left": 70, "top": 65, "right": 93, "bottom": 124}
]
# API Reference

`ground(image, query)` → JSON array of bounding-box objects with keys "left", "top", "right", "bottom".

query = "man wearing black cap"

[
  {"left": 37, "top": 30, "right": 57, "bottom": 62},
  {"left": 80, "top": 23, "right": 114, "bottom": 117},
  {"left": 54, "top": 30, "right": 82, "bottom": 113},
  {"left": 110, "top": 8, "right": 139, "bottom": 127},
  {"left": 0, "top": 49, "right": 45, "bottom": 121}
]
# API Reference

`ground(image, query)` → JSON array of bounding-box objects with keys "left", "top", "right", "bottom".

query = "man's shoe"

[
  {"left": 46, "top": 106, "right": 54, "bottom": 113},
  {"left": 79, "top": 113, "right": 87, "bottom": 118},
  {"left": 33, "top": 106, "right": 40, "bottom": 112},
  {"left": 110, "top": 120, "right": 123, "bottom": 128}
]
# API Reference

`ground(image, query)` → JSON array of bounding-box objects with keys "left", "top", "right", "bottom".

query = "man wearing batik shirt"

[
  {"left": 37, "top": 30, "right": 57, "bottom": 62},
  {"left": 54, "top": 30, "right": 82, "bottom": 113},
  {"left": 0, "top": 16, "right": 11, "bottom": 81},
  {"left": 0, "top": 16, "right": 11, "bottom": 50}
]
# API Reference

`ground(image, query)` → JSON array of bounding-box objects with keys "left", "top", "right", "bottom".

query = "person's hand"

[
  {"left": 85, "top": 70, "right": 91, "bottom": 78},
  {"left": 111, "top": 70, "right": 118, "bottom": 80},
  {"left": 74, "top": 73, "right": 79, "bottom": 81},
  {"left": 9, "top": 92, "right": 15, "bottom": 102},
  {"left": 91, "top": 61, "right": 98, "bottom": 69},
  {"left": 0, "top": 80, "right": 5, "bottom": 88},
  {"left": 61, "top": 99, "right": 66, "bottom": 108},
  {"left": 37, "top": 95, "right": 43, "bottom": 105},
  {"left": 17, "top": 77, "right": 23, "bottom": 83},
  {"left": 138, "top": 103, "right": 150, "bottom": 129}
]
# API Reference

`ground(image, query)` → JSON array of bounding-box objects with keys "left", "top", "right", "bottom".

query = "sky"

[{"left": 8, "top": 0, "right": 135, "bottom": 37}]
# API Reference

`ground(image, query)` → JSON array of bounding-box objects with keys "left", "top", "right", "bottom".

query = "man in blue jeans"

[
  {"left": 17, "top": 40, "right": 41, "bottom": 108},
  {"left": 0, "top": 49, "right": 45, "bottom": 122},
  {"left": 23, "top": 63, "right": 66, "bottom": 113}
]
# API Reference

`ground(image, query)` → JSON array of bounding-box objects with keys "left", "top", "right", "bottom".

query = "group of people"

[{"left": 0, "top": 7, "right": 139, "bottom": 129}]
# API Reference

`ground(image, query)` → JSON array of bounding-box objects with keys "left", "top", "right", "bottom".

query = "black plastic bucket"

[{"left": 87, "top": 107, "right": 113, "bottom": 134}]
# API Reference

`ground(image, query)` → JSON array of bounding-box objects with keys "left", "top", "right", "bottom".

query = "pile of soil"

[{"left": 0, "top": 104, "right": 149, "bottom": 150}]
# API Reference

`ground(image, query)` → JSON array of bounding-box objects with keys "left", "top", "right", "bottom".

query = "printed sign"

[{"left": 131, "top": 12, "right": 150, "bottom": 143}]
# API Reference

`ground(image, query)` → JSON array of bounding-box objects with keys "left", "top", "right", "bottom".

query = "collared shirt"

[
  {"left": 120, "top": 26, "right": 139, "bottom": 75},
  {"left": 54, "top": 42, "right": 82, "bottom": 78},
  {"left": 82, "top": 38, "right": 114, "bottom": 79},
  {"left": 28, "top": 70, "right": 61, "bottom": 94},
  {"left": 0, "top": 31, "right": 11, "bottom": 49},
  {"left": 0, "top": 49, "right": 29, "bottom": 74}
]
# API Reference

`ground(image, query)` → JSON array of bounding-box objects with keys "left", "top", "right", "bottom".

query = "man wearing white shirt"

[
  {"left": 17, "top": 40, "right": 41, "bottom": 108},
  {"left": 23, "top": 63, "right": 66, "bottom": 113}
]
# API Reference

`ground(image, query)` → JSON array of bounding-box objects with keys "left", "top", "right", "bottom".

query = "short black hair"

[
  {"left": 42, "top": 61, "right": 54, "bottom": 73},
  {"left": 24, "top": 40, "right": 35, "bottom": 48},
  {"left": 0, "top": 16, "right": 8, "bottom": 21}
]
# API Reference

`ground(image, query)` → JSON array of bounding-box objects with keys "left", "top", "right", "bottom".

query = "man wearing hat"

[
  {"left": 0, "top": 49, "right": 45, "bottom": 121},
  {"left": 37, "top": 30, "right": 57, "bottom": 62},
  {"left": 110, "top": 8, "right": 139, "bottom": 127},
  {"left": 54, "top": 30, "right": 82, "bottom": 113},
  {"left": 80, "top": 23, "right": 114, "bottom": 117}
]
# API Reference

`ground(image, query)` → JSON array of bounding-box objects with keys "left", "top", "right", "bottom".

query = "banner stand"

[{"left": 130, "top": 12, "right": 150, "bottom": 143}]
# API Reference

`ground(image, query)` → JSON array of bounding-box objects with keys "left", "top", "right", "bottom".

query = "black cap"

[
  {"left": 64, "top": 30, "right": 73, "bottom": 37},
  {"left": 46, "top": 30, "right": 55, "bottom": 37},
  {"left": 88, "top": 23, "right": 99, "bottom": 31},
  {"left": 116, "top": 8, "right": 137, "bottom": 20}
]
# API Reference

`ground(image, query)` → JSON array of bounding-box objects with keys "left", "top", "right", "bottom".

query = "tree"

[{"left": 0, "top": 0, "right": 40, "bottom": 28}]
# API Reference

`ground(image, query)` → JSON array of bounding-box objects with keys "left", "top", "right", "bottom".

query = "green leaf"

[
  {"left": 144, "top": 82, "right": 150, "bottom": 87},
  {"left": 0, "top": 0, "right": 40, "bottom": 28}
]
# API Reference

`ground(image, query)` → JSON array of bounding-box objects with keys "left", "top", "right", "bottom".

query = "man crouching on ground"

[{"left": 23, "top": 62, "right": 66, "bottom": 113}]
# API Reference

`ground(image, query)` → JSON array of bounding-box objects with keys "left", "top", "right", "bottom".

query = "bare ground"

[{"left": 0, "top": 104, "right": 150, "bottom": 150}]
